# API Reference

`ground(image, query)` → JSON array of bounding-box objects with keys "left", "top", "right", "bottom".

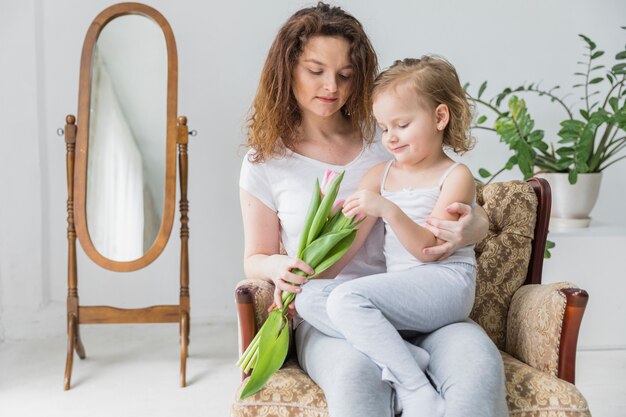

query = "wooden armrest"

[
  {"left": 558, "top": 288, "right": 589, "bottom": 384},
  {"left": 235, "top": 279, "right": 275, "bottom": 354},
  {"left": 506, "top": 282, "right": 588, "bottom": 383}
]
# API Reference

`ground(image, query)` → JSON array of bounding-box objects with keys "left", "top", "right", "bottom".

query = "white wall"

[{"left": 1, "top": 0, "right": 625, "bottom": 340}]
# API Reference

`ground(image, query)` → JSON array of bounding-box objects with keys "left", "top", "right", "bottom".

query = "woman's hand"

[
  {"left": 343, "top": 190, "right": 394, "bottom": 219},
  {"left": 423, "top": 203, "right": 489, "bottom": 259},
  {"left": 265, "top": 255, "right": 314, "bottom": 309}
]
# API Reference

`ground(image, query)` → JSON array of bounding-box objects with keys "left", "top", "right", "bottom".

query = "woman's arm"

[
  {"left": 422, "top": 203, "right": 489, "bottom": 258},
  {"left": 240, "top": 188, "right": 314, "bottom": 308}
]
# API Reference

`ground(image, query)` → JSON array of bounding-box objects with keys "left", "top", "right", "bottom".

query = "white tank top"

[{"left": 381, "top": 160, "right": 476, "bottom": 272}]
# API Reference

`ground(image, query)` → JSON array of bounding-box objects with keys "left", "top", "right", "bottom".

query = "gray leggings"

[{"left": 295, "top": 263, "right": 508, "bottom": 417}]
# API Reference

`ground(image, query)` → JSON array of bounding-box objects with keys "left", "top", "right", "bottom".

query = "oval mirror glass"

[{"left": 86, "top": 15, "right": 167, "bottom": 262}]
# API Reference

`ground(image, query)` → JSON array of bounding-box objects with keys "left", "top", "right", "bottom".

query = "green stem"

[
  {"left": 589, "top": 124, "right": 614, "bottom": 171},
  {"left": 535, "top": 155, "right": 565, "bottom": 172},
  {"left": 584, "top": 48, "right": 592, "bottom": 113},
  {"left": 471, "top": 126, "right": 497, "bottom": 132},
  {"left": 238, "top": 332, "right": 261, "bottom": 369},
  {"left": 243, "top": 350, "right": 259, "bottom": 374},
  {"left": 599, "top": 154, "right": 626, "bottom": 170},
  {"left": 602, "top": 138, "right": 626, "bottom": 162},
  {"left": 602, "top": 76, "right": 626, "bottom": 110},
  {"left": 472, "top": 97, "right": 503, "bottom": 115},
  {"left": 486, "top": 166, "right": 508, "bottom": 184}
]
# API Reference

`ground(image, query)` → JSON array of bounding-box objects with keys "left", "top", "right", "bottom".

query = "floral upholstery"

[
  {"left": 506, "top": 282, "right": 577, "bottom": 377},
  {"left": 232, "top": 359, "right": 328, "bottom": 417},
  {"left": 472, "top": 181, "right": 537, "bottom": 350},
  {"left": 502, "top": 352, "right": 590, "bottom": 416},
  {"left": 231, "top": 353, "right": 591, "bottom": 417},
  {"left": 232, "top": 180, "right": 590, "bottom": 417}
]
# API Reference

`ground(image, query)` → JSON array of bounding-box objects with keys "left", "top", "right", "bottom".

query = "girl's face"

[
  {"left": 292, "top": 36, "right": 354, "bottom": 119},
  {"left": 373, "top": 84, "right": 447, "bottom": 166}
]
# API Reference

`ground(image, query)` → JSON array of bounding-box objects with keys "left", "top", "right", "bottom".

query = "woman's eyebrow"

[{"left": 302, "top": 58, "right": 352, "bottom": 70}]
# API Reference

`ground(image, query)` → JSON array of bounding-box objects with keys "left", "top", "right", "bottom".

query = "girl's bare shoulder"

[{"left": 360, "top": 161, "right": 389, "bottom": 191}]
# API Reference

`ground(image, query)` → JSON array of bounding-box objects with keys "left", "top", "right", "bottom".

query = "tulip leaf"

[
  {"left": 307, "top": 171, "right": 345, "bottom": 245},
  {"left": 313, "top": 230, "right": 357, "bottom": 276},
  {"left": 302, "top": 229, "right": 354, "bottom": 268},
  {"left": 297, "top": 179, "right": 321, "bottom": 258},
  {"left": 239, "top": 310, "right": 290, "bottom": 399}
]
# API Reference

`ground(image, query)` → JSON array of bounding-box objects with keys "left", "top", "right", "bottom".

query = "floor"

[{"left": 0, "top": 322, "right": 624, "bottom": 417}]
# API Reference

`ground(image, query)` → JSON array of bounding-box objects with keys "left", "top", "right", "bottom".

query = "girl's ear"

[{"left": 435, "top": 104, "right": 449, "bottom": 131}]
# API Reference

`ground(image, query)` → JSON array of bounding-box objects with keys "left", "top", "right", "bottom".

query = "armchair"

[{"left": 232, "top": 178, "right": 591, "bottom": 417}]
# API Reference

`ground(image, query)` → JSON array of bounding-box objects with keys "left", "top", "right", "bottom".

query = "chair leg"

[
  {"left": 64, "top": 315, "right": 76, "bottom": 390},
  {"left": 180, "top": 311, "right": 189, "bottom": 387},
  {"left": 75, "top": 320, "right": 86, "bottom": 359}
]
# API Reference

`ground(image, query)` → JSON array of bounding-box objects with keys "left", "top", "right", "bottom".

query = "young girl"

[
  {"left": 328, "top": 56, "right": 477, "bottom": 417},
  {"left": 239, "top": 3, "right": 507, "bottom": 417}
]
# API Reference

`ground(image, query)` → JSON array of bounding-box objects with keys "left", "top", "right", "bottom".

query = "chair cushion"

[
  {"left": 232, "top": 359, "right": 328, "bottom": 417},
  {"left": 502, "top": 351, "right": 591, "bottom": 417},
  {"left": 232, "top": 354, "right": 591, "bottom": 417},
  {"left": 472, "top": 181, "right": 538, "bottom": 349}
]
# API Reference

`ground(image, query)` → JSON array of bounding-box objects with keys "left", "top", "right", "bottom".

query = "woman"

[{"left": 239, "top": 3, "right": 508, "bottom": 416}]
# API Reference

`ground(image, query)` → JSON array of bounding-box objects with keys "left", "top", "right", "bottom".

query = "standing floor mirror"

[{"left": 62, "top": 2, "right": 191, "bottom": 390}]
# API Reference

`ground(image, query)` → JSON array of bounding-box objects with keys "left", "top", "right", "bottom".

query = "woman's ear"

[{"left": 435, "top": 104, "right": 449, "bottom": 131}]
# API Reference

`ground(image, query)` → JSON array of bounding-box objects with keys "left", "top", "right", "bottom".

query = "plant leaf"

[
  {"left": 312, "top": 231, "right": 357, "bottom": 276},
  {"left": 307, "top": 171, "right": 344, "bottom": 245},
  {"left": 616, "top": 51, "right": 626, "bottom": 60},
  {"left": 239, "top": 311, "right": 290, "bottom": 399},
  {"left": 478, "top": 168, "right": 491, "bottom": 178},
  {"left": 476, "top": 115, "right": 487, "bottom": 124},
  {"left": 478, "top": 81, "right": 487, "bottom": 99},
  {"left": 297, "top": 179, "right": 321, "bottom": 258},
  {"left": 591, "top": 50, "right": 604, "bottom": 59},
  {"left": 579, "top": 34, "right": 596, "bottom": 50},
  {"left": 301, "top": 228, "right": 354, "bottom": 269},
  {"left": 589, "top": 77, "right": 604, "bottom": 84}
]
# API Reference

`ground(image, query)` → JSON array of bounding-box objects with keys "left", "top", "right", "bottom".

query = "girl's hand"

[
  {"left": 265, "top": 255, "right": 314, "bottom": 309},
  {"left": 423, "top": 203, "right": 489, "bottom": 259},
  {"left": 343, "top": 190, "right": 393, "bottom": 219}
]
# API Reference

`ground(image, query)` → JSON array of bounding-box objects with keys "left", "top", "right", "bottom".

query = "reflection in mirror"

[{"left": 87, "top": 15, "right": 167, "bottom": 261}]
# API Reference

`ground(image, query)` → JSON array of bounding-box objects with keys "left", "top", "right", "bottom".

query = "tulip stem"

[
  {"left": 238, "top": 330, "right": 261, "bottom": 369},
  {"left": 244, "top": 350, "right": 259, "bottom": 374}
]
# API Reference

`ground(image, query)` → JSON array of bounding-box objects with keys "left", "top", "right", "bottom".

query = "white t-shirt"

[{"left": 239, "top": 141, "right": 391, "bottom": 279}]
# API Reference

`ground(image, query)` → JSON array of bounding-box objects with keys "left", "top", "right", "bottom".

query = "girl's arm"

[
  {"left": 422, "top": 204, "right": 489, "bottom": 258},
  {"left": 240, "top": 188, "right": 314, "bottom": 309},
  {"left": 343, "top": 164, "right": 476, "bottom": 263}
]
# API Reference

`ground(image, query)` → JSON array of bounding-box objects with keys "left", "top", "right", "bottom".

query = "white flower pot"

[{"left": 536, "top": 172, "right": 603, "bottom": 228}]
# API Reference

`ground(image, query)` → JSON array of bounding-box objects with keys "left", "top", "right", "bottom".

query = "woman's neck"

[
  {"left": 292, "top": 111, "right": 363, "bottom": 165},
  {"left": 298, "top": 111, "right": 354, "bottom": 144}
]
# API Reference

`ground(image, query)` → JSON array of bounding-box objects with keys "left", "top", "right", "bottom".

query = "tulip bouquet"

[{"left": 237, "top": 170, "right": 363, "bottom": 399}]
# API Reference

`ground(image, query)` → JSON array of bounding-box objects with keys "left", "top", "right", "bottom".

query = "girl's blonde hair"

[
  {"left": 373, "top": 56, "right": 474, "bottom": 154},
  {"left": 246, "top": 2, "right": 378, "bottom": 163}
]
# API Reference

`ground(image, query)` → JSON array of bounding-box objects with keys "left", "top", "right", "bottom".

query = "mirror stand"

[{"left": 62, "top": 115, "right": 192, "bottom": 390}]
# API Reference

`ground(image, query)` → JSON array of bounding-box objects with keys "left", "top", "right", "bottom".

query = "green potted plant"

[{"left": 469, "top": 27, "right": 626, "bottom": 227}]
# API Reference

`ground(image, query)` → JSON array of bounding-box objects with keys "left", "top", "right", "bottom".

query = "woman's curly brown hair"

[
  {"left": 246, "top": 2, "right": 378, "bottom": 162},
  {"left": 373, "top": 56, "right": 475, "bottom": 154}
]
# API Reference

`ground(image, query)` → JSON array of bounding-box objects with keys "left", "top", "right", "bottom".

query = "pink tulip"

[
  {"left": 355, "top": 213, "right": 366, "bottom": 222},
  {"left": 320, "top": 170, "right": 340, "bottom": 196},
  {"left": 331, "top": 199, "right": 345, "bottom": 217}
]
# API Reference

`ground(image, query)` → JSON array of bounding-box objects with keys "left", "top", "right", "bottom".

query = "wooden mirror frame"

[
  {"left": 75, "top": 2, "right": 178, "bottom": 271},
  {"left": 63, "top": 2, "right": 191, "bottom": 391}
]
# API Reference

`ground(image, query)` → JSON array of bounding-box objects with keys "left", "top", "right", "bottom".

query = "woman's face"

[{"left": 292, "top": 36, "right": 353, "bottom": 119}]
